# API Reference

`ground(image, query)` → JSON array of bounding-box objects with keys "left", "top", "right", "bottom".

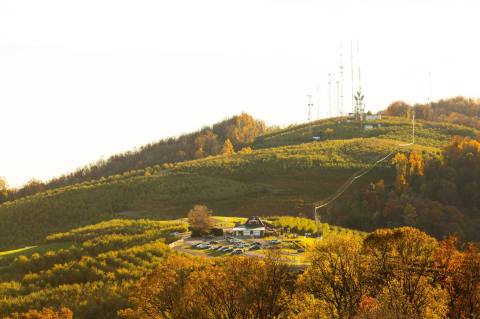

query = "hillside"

[
  {"left": 2, "top": 115, "right": 480, "bottom": 250},
  {"left": 0, "top": 131, "right": 438, "bottom": 250},
  {"left": 6, "top": 113, "right": 266, "bottom": 201},
  {"left": 0, "top": 219, "right": 186, "bottom": 318},
  {"left": 254, "top": 115, "right": 478, "bottom": 149}
]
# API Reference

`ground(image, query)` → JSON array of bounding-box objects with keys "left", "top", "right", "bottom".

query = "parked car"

[
  {"left": 249, "top": 245, "right": 260, "bottom": 251},
  {"left": 231, "top": 249, "right": 243, "bottom": 255},
  {"left": 270, "top": 239, "right": 281, "bottom": 245},
  {"left": 297, "top": 248, "right": 305, "bottom": 253}
]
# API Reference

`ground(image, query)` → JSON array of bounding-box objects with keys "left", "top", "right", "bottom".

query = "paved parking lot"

[{"left": 172, "top": 234, "right": 307, "bottom": 262}]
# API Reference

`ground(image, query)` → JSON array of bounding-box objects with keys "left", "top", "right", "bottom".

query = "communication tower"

[{"left": 307, "top": 94, "right": 313, "bottom": 122}]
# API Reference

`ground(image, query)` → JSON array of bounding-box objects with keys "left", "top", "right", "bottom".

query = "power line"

[{"left": 313, "top": 116, "right": 416, "bottom": 224}]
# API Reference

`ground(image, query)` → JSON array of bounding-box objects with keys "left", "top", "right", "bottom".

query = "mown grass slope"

[{"left": 254, "top": 116, "right": 478, "bottom": 149}]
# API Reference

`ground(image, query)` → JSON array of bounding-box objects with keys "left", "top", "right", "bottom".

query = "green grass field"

[{"left": 0, "top": 242, "right": 73, "bottom": 260}]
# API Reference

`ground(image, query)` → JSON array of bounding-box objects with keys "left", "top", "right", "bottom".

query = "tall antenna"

[
  {"left": 428, "top": 67, "right": 432, "bottom": 104},
  {"left": 353, "top": 40, "right": 365, "bottom": 122},
  {"left": 328, "top": 73, "right": 332, "bottom": 118},
  {"left": 338, "top": 44, "right": 344, "bottom": 115},
  {"left": 307, "top": 94, "right": 313, "bottom": 122},
  {"left": 316, "top": 87, "right": 320, "bottom": 120},
  {"left": 357, "top": 40, "right": 362, "bottom": 93},
  {"left": 350, "top": 40, "right": 355, "bottom": 114},
  {"left": 336, "top": 79, "right": 340, "bottom": 117}
]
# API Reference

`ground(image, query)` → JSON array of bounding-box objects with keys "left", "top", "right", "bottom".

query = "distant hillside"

[{"left": 7, "top": 113, "right": 266, "bottom": 201}]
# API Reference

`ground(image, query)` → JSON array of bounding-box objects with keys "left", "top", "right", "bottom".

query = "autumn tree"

[
  {"left": 118, "top": 255, "right": 205, "bottom": 319},
  {"left": 363, "top": 227, "right": 448, "bottom": 319},
  {"left": 187, "top": 205, "right": 214, "bottom": 236},
  {"left": 222, "top": 139, "right": 235, "bottom": 156},
  {"left": 0, "top": 176, "right": 8, "bottom": 203},
  {"left": 213, "top": 113, "right": 266, "bottom": 148},
  {"left": 186, "top": 255, "right": 294, "bottom": 319},
  {"left": 3, "top": 308, "right": 73, "bottom": 319},
  {"left": 120, "top": 255, "right": 294, "bottom": 319},
  {"left": 298, "top": 232, "right": 368, "bottom": 319},
  {"left": 434, "top": 236, "right": 480, "bottom": 319},
  {"left": 392, "top": 153, "right": 408, "bottom": 192}
]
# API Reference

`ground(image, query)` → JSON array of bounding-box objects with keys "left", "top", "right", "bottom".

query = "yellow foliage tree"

[
  {"left": 392, "top": 153, "right": 408, "bottom": 192},
  {"left": 222, "top": 139, "right": 235, "bottom": 156},
  {"left": 187, "top": 205, "right": 214, "bottom": 235},
  {"left": 4, "top": 308, "right": 73, "bottom": 319}
]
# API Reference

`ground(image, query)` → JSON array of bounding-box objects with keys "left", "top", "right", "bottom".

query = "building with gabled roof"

[{"left": 232, "top": 216, "right": 271, "bottom": 237}]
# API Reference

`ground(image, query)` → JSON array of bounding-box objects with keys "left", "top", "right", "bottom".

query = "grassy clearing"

[{"left": 0, "top": 242, "right": 73, "bottom": 260}]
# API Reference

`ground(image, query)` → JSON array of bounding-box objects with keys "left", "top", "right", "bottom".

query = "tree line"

[
  {"left": 332, "top": 135, "right": 480, "bottom": 241},
  {"left": 382, "top": 96, "right": 480, "bottom": 130},
  {"left": 119, "top": 227, "right": 479, "bottom": 319}
]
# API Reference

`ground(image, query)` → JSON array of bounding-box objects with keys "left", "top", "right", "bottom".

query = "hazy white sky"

[{"left": 1, "top": 0, "right": 480, "bottom": 187}]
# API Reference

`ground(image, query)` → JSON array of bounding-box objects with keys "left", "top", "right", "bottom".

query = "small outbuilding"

[{"left": 232, "top": 216, "right": 268, "bottom": 237}]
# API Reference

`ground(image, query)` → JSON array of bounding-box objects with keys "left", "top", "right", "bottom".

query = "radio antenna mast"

[
  {"left": 328, "top": 73, "right": 332, "bottom": 117},
  {"left": 336, "top": 79, "right": 340, "bottom": 117},
  {"left": 338, "top": 44, "right": 345, "bottom": 116},
  {"left": 316, "top": 87, "right": 320, "bottom": 120},
  {"left": 307, "top": 94, "right": 313, "bottom": 122},
  {"left": 350, "top": 40, "right": 355, "bottom": 114},
  {"left": 428, "top": 67, "right": 432, "bottom": 104}
]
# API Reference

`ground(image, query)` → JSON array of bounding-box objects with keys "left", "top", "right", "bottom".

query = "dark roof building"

[{"left": 232, "top": 216, "right": 270, "bottom": 237}]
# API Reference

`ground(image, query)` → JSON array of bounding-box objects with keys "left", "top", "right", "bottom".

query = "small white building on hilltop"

[{"left": 232, "top": 216, "right": 268, "bottom": 237}]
